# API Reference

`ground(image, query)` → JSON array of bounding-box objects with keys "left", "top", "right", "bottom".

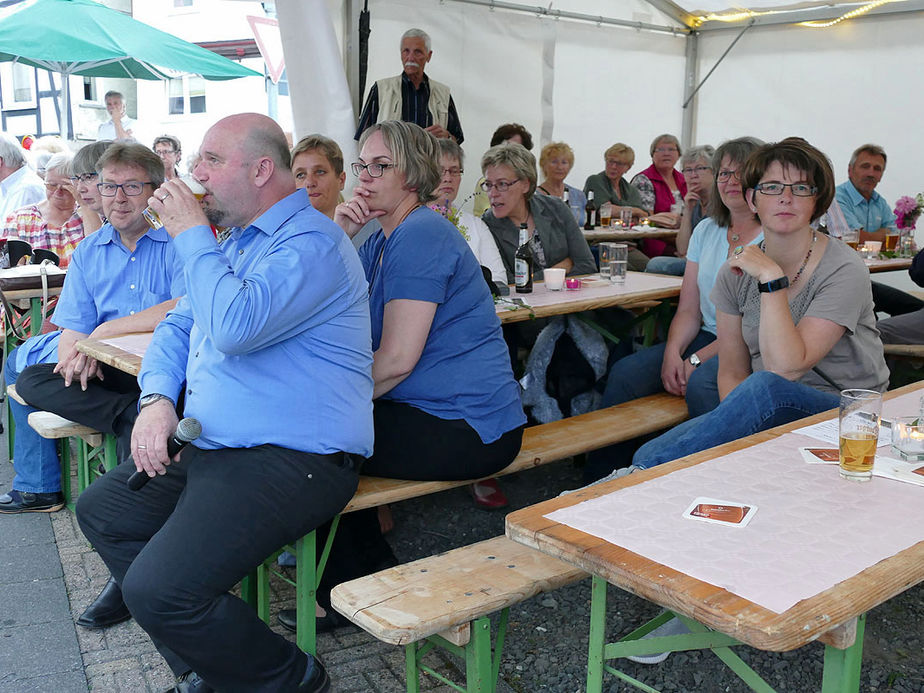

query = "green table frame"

[{"left": 586, "top": 576, "right": 865, "bottom": 693}]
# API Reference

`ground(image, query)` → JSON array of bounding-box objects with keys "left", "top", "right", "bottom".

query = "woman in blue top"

[
  {"left": 287, "top": 121, "right": 527, "bottom": 636},
  {"left": 583, "top": 137, "right": 764, "bottom": 482},
  {"left": 335, "top": 120, "right": 526, "bottom": 480}
]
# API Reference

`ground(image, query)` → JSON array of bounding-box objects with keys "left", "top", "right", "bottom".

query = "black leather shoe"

[
  {"left": 278, "top": 608, "right": 345, "bottom": 634},
  {"left": 76, "top": 577, "right": 132, "bottom": 629},
  {"left": 0, "top": 489, "right": 64, "bottom": 514},
  {"left": 298, "top": 655, "right": 330, "bottom": 692},
  {"left": 162, "top": 670, "right": 214, "bottom": 693}
]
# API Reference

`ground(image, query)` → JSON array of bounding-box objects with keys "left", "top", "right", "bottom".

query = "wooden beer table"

[
  {"left": 583, "top": 226, "right": 678, "bottom": 243},
  {"left": 865, "top": 256, "right": 912, "bottom": 274},
  {"left": 496, "top": 272, "right": 682, "bottom": 324},
  {"left": 76, "top": 332, "right": 149, "bottom": 376},
  {"left": 506, "top": 382, "right": 924, "bottom": 693}
]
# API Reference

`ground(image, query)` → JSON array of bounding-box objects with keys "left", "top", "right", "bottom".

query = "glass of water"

[
  {"left": 599, "top": 242, "right": 617, "bottom": 279},
  {"left": 610, "top": 243, "right": 628, "bottom": 284}
]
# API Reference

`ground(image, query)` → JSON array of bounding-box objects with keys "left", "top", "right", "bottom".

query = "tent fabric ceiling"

[{"left": 676, "top": 1, "right": 868, "bottom": 11}]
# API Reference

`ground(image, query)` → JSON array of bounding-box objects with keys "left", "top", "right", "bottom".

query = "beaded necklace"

[{"left": 760, "top": 231, "right": 817, "bottom": 287}]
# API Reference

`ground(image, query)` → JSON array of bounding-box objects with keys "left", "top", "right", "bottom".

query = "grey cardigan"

[{"left": 482, "top": 194, "right": 597, "bottom": 284}]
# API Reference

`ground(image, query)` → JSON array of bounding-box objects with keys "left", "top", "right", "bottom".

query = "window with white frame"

[{"left": 167, "top": 76, "right": 206, "bottom": 115}]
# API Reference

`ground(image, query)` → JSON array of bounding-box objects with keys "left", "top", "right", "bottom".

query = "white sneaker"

[{"left": 627, "top": 615, "right": 690, "bottom": 664}]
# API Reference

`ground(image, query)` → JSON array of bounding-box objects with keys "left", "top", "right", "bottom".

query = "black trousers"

[
  {"left": 872, "top": 281, "right": 924, "bottom": 317},
  {"left": 76, "top": 444, "right": 359, "bottom": 692},
  {"left": 17, "top": 362, "right": 141, "bottom": 460},
  {"left": 318, "top": 400, "right": 524, "bottom": 604}
]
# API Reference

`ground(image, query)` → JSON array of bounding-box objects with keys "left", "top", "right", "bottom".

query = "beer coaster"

[
  {"left": 799, "top": 447, "right": 839, "bottom": 464},
  {"left": 683, "top": 497, "right": 757, "bottom": 528}
]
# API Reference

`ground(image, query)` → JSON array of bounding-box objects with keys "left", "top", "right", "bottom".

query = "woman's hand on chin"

[
  {"left": 728, "top": 245, "right": 783, "bottom": 282},
  {"left": 335, "top": 193, "right": 385, "bottom": 238}
]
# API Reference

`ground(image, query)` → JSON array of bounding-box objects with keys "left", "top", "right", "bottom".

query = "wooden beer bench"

[
  {"left": 8, "top": 385, "right": 118, "bottom": 510},
  {"left": 249, "top": 391, "right": 689, "bottom": 656},
  {"left": 330, "top": 535, "right": 586, "bottom": 693}
]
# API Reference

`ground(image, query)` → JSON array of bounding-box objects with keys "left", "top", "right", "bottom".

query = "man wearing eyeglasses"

[
  {"left": 2, "top": 143, "right": 184, "bottom": 520},
  {"left": 153, "top": 135, "right": 182, "bottom": 181},
  {"left": 355, "top": 28, "right": 464, "bottom": 144}
]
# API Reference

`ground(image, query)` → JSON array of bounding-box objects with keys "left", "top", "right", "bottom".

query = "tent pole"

[
  {"left": 681, "top": 31, "right": 698, "bottom": 148},
  {"left": 682, "top": 19, "right": 753, "bottom": 110}
]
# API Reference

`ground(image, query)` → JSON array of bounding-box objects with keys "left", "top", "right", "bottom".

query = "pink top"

[{"left": 2, "top": 204, "right": 85, "bottom": 267}]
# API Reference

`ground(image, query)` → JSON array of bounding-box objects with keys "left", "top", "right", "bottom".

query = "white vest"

[{"left": 375, "top": 75, "right": 451, "bottom": 129}]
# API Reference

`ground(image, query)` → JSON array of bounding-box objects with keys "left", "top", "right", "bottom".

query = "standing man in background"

[
  {"left": 97, "top": 91, "right": 137, "bottom": 141},
  {"left": 355, "top": 28, "right": 464, "bottom": 144}
]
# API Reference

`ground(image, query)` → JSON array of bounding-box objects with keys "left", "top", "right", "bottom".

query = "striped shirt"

[{"left": 2, "top": 204, "right": 85, "bottom": 267}]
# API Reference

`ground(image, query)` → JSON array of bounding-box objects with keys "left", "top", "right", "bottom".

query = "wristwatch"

[
  {"left": 688, "top": 353, "right": 701, "bottom": 369},
  {"left": 139, "top": 393, "right": 173, "bottom": 410},
  {"left": 757, "top": 276, "right": 790, "bottom": 293}
]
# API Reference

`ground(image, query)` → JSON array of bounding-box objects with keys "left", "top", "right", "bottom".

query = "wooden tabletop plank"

[
  {"left": 583, "top": 227, "right": 679, "bottom": 242},
  {"left": 506, "top": 382, "right": 924, "bottom": 653},
  {"left": 76, "top": 333, "right": 150, "bottom": 376}
]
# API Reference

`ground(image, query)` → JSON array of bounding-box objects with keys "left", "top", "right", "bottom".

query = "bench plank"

[
  {"left": 331, "top": 535, "right": 586, "bottom": 646},
  {"left": 27, "top": 411, "right": 104, "bottom": 447},
  {"left": 345, "top": 392, "right": 687, "bottom": 512},
  {"left": 6, "top": 384, "right": 26, "bottom": 406}
]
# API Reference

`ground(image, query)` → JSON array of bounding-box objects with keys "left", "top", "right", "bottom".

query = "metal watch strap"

[{"left": 139, "top": 393, "right": 172, "bottom": 410}]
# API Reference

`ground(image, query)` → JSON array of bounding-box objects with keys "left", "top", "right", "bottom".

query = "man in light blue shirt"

[
  {"left": 1, "top": 143, "right": 183, "bottom": 516},
  {"left": 834, "top": 143, "right": 897, "bottom": 239},
  {"left": 76, "top": 114, "right": 373, "bottom": 693}
]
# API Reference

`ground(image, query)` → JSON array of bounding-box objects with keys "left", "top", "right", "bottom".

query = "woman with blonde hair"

[{"left": 536, "top": 141, "right": 586, "bottom": 224}]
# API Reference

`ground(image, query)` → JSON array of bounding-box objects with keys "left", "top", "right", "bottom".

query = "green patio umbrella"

[{"left": 0, "top": 0, "right": 262, "bottom": 138}]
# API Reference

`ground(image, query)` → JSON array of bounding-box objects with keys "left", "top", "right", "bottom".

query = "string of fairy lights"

[{"left": 694, "top": 0, "right": 905, "bottom": 28}]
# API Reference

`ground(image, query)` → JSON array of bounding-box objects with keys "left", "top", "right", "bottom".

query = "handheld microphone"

[{"left": 127, "top": 417, "right": 202, "bottom": 491}]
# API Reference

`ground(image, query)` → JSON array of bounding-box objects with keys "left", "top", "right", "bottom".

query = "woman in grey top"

[
  {"left": 630, "top": 137, "right": 888, "bottom": 471},
  {"left": 481, "top": 142, "right": 596, "bottom": 284}
]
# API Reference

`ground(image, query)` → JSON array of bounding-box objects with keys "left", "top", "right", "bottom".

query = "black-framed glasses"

[
  {"left": 682, "top": 165, "right": 712, "bottom": 176},
  {"left": 754, "top": 182, "right": 818, "bottom": 197},
  {"left": 97, "top": 181, "right": 153, "bottom": 197},
  {"left": 717, "top": 169, "right": 740, "bottom": 182},
  {"left": 69, "top": 172, "right": 98, "bottom": 184},
  {"left": 351, "top": 162, "right": 395, "bottom": 178},
  {"left": 480, "top": 179, "right": 519, "bottom": 192}
]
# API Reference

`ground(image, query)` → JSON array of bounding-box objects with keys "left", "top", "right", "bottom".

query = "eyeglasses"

[
  {"left": 97, "top": 181, "right": 153, "bottom": 197},
  {"left": 154, "top": 149, "right": 177, "bottom": 157},
  {"left": 682, "top": 165, "right": 712, "bottom": 176},
  {"left": 480, "top": 179, "right": 519, "bottom": 192},
  {"left": 351, "top": 162, "right": 395, "bottom": 178},
  {"left": 69, "top": 173, "right": 98, "bottom": 184},
  {"left": 754, "top": 182, "right": 818, "bottom": 197},
  {"left": 654, "top": 146, "right": 678, "bottom": 154},
  {"left": 605, "top": 159, "right": 631, "bottom": 168},
  {"left": 717, "top": 169, "right": 740, "bottom": 182},
  {"left": 441, "top": 167, "right": 463, "bottom": 178},
  {"left": 44, "top": 182, "right": 68, "bottom": 191}
]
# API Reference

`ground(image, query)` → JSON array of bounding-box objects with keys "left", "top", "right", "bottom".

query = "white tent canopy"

[{"left": 281, "top": 0, "right": 922, "bottom": 218}]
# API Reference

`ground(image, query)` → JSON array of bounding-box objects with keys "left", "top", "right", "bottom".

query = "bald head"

[{"left": 194, "top": 113, "right": 296, "bottom": 228}]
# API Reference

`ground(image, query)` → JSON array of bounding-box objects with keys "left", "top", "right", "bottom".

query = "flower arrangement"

[
  {"left": 894, "top": 193, "right": 924, "bottom": 231},
  {"left": 428, "top": 197, "right": 469, "bottom": 241}
]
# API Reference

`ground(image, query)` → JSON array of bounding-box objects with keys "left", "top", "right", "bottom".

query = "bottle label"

[{"left": 515, "top": 259, "right": 529, "bottom": 286}]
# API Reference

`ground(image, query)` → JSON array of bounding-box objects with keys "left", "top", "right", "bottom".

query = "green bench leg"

[
  {"left": 464, "top": 617, "right": 494, "bottom": 693},
  {"left": 240, "top": 570, "right": 258, "bottom": 610},
  {"left": 59, "top": 438, "right": 72, "bottom": 510},
  {"left": 821, "top": 614, "right": 865, "bottom": 693}
]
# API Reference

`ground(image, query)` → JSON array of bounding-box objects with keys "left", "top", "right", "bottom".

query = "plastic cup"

[{"left": 544, "top": 267, "right": 566, "bottom": 291}]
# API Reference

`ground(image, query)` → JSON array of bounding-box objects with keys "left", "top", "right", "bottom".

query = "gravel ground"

[{"left": 379, "top": 459, "right": 924, "bottom": 693}]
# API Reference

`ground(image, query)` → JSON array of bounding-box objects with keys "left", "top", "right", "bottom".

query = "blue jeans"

[
  {"left": 5, "top": 342, "right": 61, "bottom": 493},
  {"left": 633, "top": 370, "right": 840, "bottom": 469},
  {"left": 645, "top": 256, "right": 686, "bottom": 276},
  {"left": 583, "top": 330, "right": 718, "bottom": 482}
]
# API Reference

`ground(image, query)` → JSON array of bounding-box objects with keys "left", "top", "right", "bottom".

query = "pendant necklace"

[{"left": 730, "top": 223, "right": 739, "bottom": 243}]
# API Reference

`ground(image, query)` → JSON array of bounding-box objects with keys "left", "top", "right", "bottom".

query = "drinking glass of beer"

[
  {"left": 599, "top": 202, "right": 612, "bottom": 228},
  {"left": 838, "top": 389, "right": 881, "bottom": 482},
  {"left": 143, "top": 176, "right": 207, "bottom": 230}
]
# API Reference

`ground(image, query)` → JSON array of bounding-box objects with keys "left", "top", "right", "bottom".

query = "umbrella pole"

[{"left": 60, "top": 71, "right": 71, "bottom": 141}]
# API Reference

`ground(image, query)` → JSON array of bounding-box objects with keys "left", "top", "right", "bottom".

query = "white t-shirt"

[
  {"left": 97, "top": 116, "right": 137, "bottom": 141},
  {"left": 459, "top": 211, "right": 506, "bottom": 284}
]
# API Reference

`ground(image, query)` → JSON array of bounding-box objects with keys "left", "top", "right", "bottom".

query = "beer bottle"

[
  {"left": 584, "top": 190, "right": 596, "bottom": 230},
  {"left": 514, "top": 224, "right": 533, "bottom": 294}
]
